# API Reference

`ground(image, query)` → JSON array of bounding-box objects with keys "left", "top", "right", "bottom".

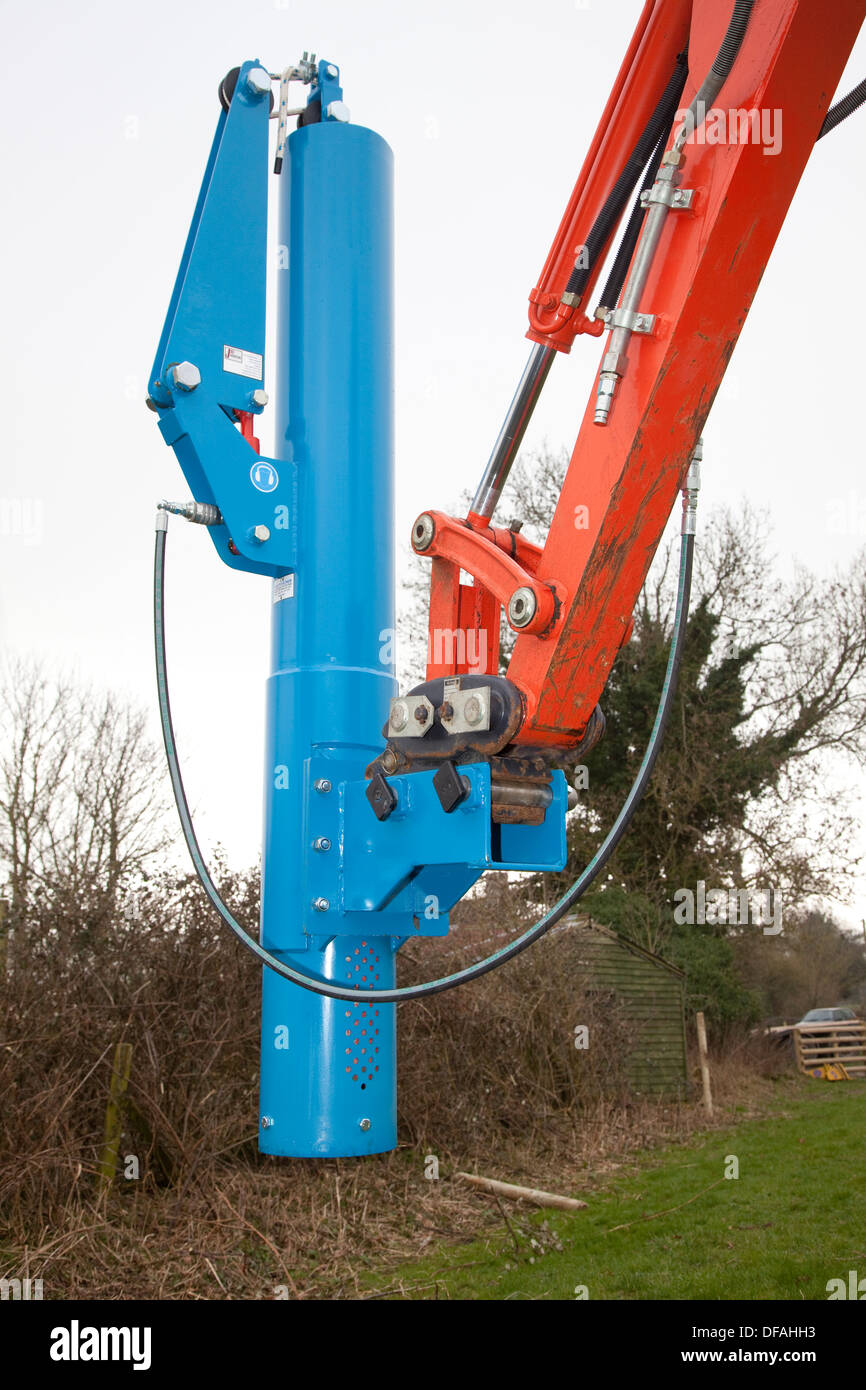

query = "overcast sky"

[{"left": 1, "top": 0, "right": 864, "bottom": 925}]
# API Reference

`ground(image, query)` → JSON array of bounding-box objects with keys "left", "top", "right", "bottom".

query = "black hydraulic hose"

[
  {"left": 153, "top": 513, "right": 695, "bottom": 1004},
  {"left": 563, "top": 50, "right": 689, "bottom": 301},
  {"left": 685, "top": 0, "right": 754, "bottom": 127},
  {"left": 818, "top": 77, "right": 866, "bottom": 139},
  {"left": 599, "top": 121, "right": 670, "bottom": 312},
  {"left": 601, "top": 0, "right": 755, "bottom": 314}
]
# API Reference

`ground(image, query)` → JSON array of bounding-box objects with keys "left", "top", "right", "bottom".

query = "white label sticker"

[
  {"left": 223, "top": 344, "right": 263, "bottom": 380},
  {"left": 273, "top": 574, "right": 295, "bottom": 603}
]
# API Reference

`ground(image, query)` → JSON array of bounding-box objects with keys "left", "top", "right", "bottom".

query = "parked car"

[
  {"left": 797, "top": 1007, "right": 857, "bottom": 1025},
  {"left": 761, "top": 1006, "right": 859, "bottom": 1049}
]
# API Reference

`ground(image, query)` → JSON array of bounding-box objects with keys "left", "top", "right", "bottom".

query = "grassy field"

[{"left": 363, "top": 1084, "right": 866, "bottom": 1300}]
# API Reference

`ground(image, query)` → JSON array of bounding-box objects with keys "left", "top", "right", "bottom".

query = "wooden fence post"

[
  {"left": 97, "top": 1042, "right": 133, "bottom": 1193},
  {"left": 696, "top": 1011, "right": 714, "bottom": 1118}
]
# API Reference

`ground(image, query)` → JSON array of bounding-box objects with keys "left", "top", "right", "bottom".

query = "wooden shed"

[{"left": 567, "top": 917, "right": 689, "bottom": 1096}]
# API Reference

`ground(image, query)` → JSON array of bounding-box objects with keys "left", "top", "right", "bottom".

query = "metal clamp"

[
  {"left": 596, "top": 306, "right": 656, "bottom": 335},
  {"left": 639, "top": 185, "right": 694, "bottom": 210}
]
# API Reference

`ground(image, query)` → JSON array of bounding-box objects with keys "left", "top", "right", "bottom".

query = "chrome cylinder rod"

[{"left": 469, "top": 342, "right": 555, "bottom": 522}]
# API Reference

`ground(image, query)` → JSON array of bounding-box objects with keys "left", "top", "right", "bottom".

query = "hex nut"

[
  {"left": 326, "top": 100, "right": 350, "bottom": 122},
  {"left": 170, "top": 361, "right": 201, "bottom": 392}
]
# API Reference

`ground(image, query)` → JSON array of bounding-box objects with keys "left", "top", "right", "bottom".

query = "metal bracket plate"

[{"left": 439, "top": 678, "right": 491, "bottom": 735}]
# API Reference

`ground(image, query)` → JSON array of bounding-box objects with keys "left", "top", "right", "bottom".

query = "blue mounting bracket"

[{"left": 273, "top": 763, "right": 569, "bottom": 953}]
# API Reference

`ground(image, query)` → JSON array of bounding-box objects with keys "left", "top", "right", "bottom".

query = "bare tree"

[{"left": 0, "top": 659, "right": 171, "bottom": 961}]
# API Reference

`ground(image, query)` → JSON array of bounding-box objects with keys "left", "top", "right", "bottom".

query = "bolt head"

[
  {"left": 260, "top": 1115, "right": 274, "bottom": 1129},
  {"left": 508, "top": 586, "right": 537, "bottom": 629},
  {"left": 312, "top": 897, "right": 330, "bottom": 913},
  {"left": 313, "top": 837, "right": 331, "bottom": 852},
  {"left": 252, "top": 524, "right": 271, "bottom": 544},
  {"left": 463, "top": 695, "right": 483, "bottom": 726},
  {"left": 359, "top": 1118, "right": 371, "bottom": 1132},
  {"left": 170, "top": 361, "right": 201, "bottom": 392},
  {"left": 251, "top": 388, "right": 269, "bottom": 408},
  {"left": 326, "top": 63, "right": 339, "bottom": 78},
  {"left": 245, "top": 66, "right": 272, "bottom": 96},
  {"left": 414, "top": 705, "right": 429, "bottom": 724},
  {"left": 325, "top": 100, "right": 350, "bottom": 123},
  {"left": 390, "top": 699, "right": 409, "bottom": 732},
  {"left": 314, "top": 778, "right": 332, "bottom": 794},
  {"left": 412, "top": 513, "right": 436, "bottom": 551}
]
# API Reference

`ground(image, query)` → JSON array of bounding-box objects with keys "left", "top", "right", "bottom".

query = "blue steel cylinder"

[{"left": 258, "top": 119, "right": 397, "bottom": 1157}]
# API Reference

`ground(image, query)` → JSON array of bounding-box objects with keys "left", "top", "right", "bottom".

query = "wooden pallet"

[{"left": 793, "top": 1021, "right": 866, "bottom": 1078}]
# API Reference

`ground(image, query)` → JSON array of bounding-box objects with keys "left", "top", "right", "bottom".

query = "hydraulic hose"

[
  {"left": 563, "top": 49, "right": 689, "bottom": 301},
  {"left": 154, "top": 509, "right": 695, "bottom": 1004},
  {"left": 470, "top": 50, "right": 690, "bottom": 522},
  {"left": 673, "top": 0, "right": 754, "bottom": 150},
  {"left": 818, "top": 76, "right": 866, "bottom": 139}
]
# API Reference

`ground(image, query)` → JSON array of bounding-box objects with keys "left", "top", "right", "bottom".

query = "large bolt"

[
  {"left": 390, "top": 700, "right": 409, "bottom": 732},
  {"left": 312, "top": 897, "right": 330, "bottom": 913},
  {"left": 260, "top": 1115, "right": 274, "bottom": 1129},
  {"left": 463, "top": 694, "right": 484, "bottom": 726},
  {"left": 325, "top": 63, "right": 339, "bottom": 78},
  {"left": 245, "top": 66, "right": 272, "bottom": 96},
  {"left": 252, "top": 524, "right": 270, "bottom": 544},
  {"left": 412, "top": 513, "right": 435, "bottom": 551},
  {"left": 313, "top": 837, "right": 331, "bottom": 852},
  {"left": 169, "top": 361, "right": 201, "bottom": 392},
  {"left": 326, "top": 100, "right": 350, "bottom": 122},
  {"left": 507, "top": 587, "right": 537, "bottom": 629},
  {"left": 314, "top": 778, "right": 332, "bottom": 794},
  {"left": 359, "top": 1118, "right": 371, "bottom": 1132},
  {"left": 414, "top": 704, "right": 429, "bottom": 724},
  {"left": 250, "top": 388, "right": 269, "bottom": 408}
]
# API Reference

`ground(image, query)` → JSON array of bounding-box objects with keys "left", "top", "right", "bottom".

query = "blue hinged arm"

[{"left": 148, "top": 59, "right": 294, "bottom": 578}]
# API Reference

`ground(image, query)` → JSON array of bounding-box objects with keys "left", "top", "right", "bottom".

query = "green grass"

[{"left": 365, "top": 1085, "right": 866, "bottom": 1300}]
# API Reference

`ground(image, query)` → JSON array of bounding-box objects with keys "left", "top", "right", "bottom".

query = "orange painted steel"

[
  {"left": 528, "top": 0, "right": 692, "bottom": 352},
  {"left": 421, "top": 0, "right": 865, "bottom": 749}
]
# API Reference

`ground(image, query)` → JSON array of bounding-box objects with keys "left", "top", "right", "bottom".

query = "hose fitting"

[
  {"left": 158, "top": 499, "right": 223, "bottom": 527},
  {"left": 681, "top": 438, "right": 702, "bottom": 535}
]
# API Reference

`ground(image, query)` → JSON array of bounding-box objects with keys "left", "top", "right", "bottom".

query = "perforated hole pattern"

[{"left": 342, "top": 941, "right": 382, "bottom": 1090}]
